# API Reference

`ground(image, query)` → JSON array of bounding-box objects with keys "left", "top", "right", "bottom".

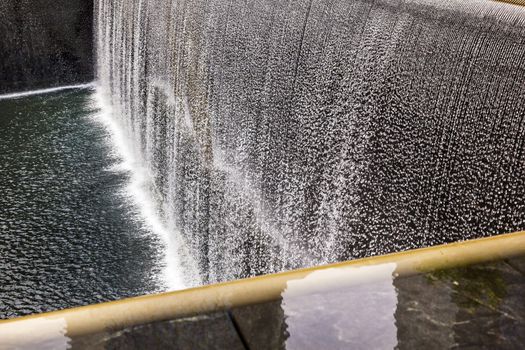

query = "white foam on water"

[
  {"left": 90, "top": 85, "right": 186, "bottom": 292},
  {"left": 0, "top": 83, "right": 95, "bottom": 100}
]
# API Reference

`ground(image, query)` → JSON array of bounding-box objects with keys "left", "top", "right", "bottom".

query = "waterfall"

[{"left": 95, "top": 0, "right": 525, "bottom": 286}]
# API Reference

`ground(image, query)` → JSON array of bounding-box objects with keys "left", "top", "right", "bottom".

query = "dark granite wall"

[{"left": 0, "top": 0, "right": 93, "bottom": 93}]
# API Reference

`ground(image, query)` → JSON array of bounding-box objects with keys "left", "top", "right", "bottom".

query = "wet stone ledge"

[{"left": 71, "top": 255, "right": 525, "bottom": 349}]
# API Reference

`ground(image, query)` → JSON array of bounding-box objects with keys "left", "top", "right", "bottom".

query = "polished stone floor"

[{"left": 72, "top": 254, "right": 525, "bottom": 349}]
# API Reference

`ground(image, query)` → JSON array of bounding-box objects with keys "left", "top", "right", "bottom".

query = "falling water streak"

[{"left": 91, "top": 86, "right": 187, "bottom": 291}]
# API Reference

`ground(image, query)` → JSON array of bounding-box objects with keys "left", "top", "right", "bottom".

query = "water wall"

[
  {"left": 96, "top": 0, "right": 525, "bottom": 285},
  {"left": 0, "top": 0, "right": 93, "bottom": 93}
]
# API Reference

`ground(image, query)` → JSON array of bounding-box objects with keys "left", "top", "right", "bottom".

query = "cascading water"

[{"left": 95, "top": 0, "right": 525, "bottom": 286}]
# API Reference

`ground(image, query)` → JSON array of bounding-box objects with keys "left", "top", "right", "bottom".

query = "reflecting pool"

[{"left": 0, "top": 87, "right": 164, "bottom": 318}]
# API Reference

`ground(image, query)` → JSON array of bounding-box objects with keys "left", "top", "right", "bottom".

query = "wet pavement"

[{"left": 70, "top": 254, "right": 525, "bottom": 349}]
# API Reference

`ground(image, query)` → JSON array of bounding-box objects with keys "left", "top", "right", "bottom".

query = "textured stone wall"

[{"left": 0, "top": 0, "right": 93, "bottom": 93}]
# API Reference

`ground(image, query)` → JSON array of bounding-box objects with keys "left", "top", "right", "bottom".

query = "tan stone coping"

[{"left": 496, "top": 0, "right": 525, "bottom": 6}]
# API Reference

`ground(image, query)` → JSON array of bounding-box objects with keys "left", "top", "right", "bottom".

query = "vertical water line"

[{"left": 93, "top": 0, "right": 189, "bottom": 291}]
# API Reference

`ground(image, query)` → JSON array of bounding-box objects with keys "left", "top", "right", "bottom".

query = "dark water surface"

[{"left": 0, "top": 88, "right": 163, "bottom": 319}]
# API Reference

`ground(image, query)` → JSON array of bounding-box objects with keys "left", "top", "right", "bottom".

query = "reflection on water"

[{"left": 282, "top": 264, "right": 397, "bottom": 350}]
